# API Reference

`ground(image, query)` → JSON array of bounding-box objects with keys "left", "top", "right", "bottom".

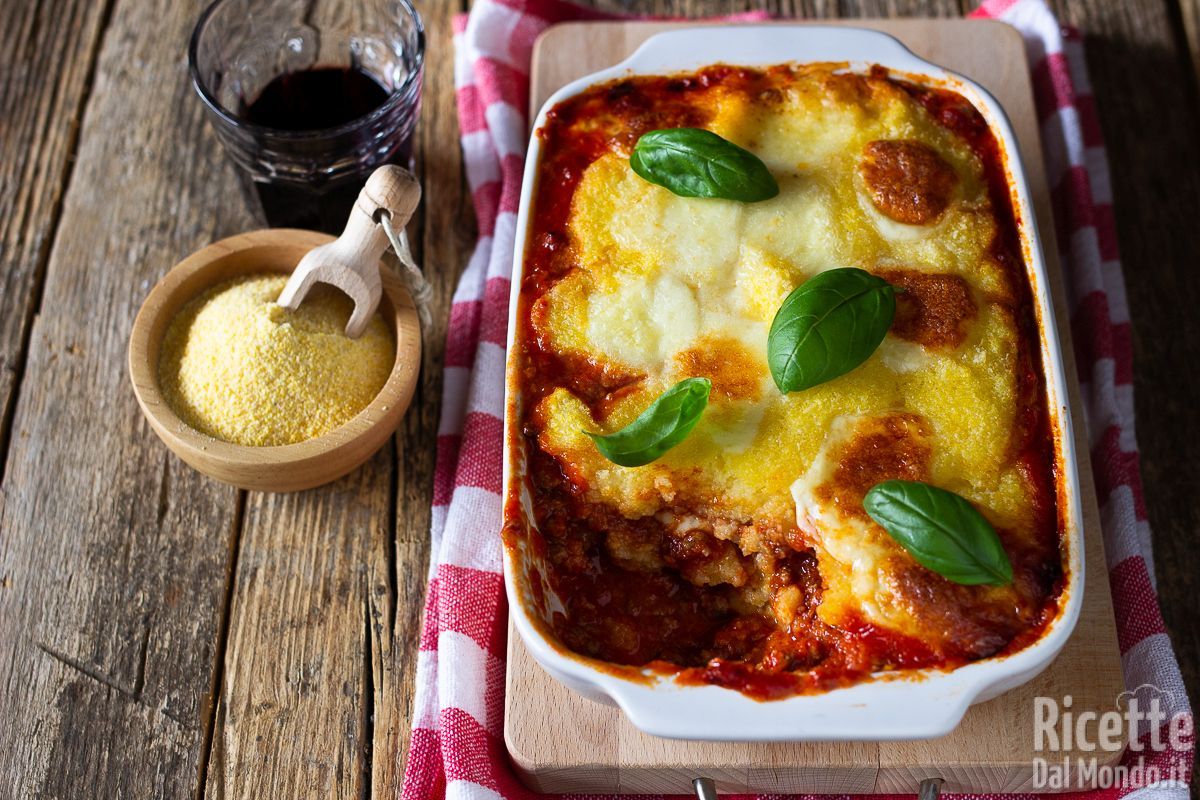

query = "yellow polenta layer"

[
  {"left": 534, "top": 70, "right": 1035, "bottom": 542},
  {"left": 159, "top": 274, "right": 394, "bottom": 447}
]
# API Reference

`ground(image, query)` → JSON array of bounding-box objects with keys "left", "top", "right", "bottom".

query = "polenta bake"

[{"left": 504, "top": 63, "right": 1068, "bottom": 700}]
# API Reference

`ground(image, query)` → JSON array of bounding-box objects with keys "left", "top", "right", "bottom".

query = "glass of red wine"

[{"left": 189, "top": 0, "right": 424, "bottom": 232}]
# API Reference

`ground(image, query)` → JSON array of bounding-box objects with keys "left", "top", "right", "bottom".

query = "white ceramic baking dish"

[{"left": 501, "top": 25, "right": 1085, "bottom": 741}]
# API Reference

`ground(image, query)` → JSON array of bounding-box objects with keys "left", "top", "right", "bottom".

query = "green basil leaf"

[
  {"left": 630, "top": 128, "right": 779, "bottom": 202},
  {"left": 863, "top": 480, "right": 1014, "bottom": 586},
  {"left": 585, "top": 378, "right": 711, "bottom": 467},
  {"left": 767, "top": 268, "right": 896, "bottom": 393}
]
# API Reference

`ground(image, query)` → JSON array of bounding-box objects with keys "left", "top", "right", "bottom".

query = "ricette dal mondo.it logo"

[{"left": 1032, "top": 684, "right": 1193, "bottom": 790}]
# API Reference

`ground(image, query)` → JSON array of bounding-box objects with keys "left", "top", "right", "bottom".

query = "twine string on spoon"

[{"left": 379, "top": 209, "right": 433, "bottom": 333}]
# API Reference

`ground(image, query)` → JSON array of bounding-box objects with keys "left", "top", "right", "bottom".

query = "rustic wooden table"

[{"left": 0, "top": 0, "right": 1197, "bottom": 797}]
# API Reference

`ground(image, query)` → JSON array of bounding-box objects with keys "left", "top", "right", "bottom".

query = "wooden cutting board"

[{"left": 505, "top": 19, "right": 1127, "bottom": 796}]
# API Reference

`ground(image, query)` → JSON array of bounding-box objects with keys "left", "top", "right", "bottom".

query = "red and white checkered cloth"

[{"left": 401, "top": 1, "right": 1195, "bottom": 797}]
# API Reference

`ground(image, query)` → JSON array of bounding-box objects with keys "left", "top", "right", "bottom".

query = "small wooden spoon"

[{"left": 277, "top": 165, "right": 422, "bottom": 337}]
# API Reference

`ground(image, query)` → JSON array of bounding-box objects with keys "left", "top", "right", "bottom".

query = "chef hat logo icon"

[{"left": 1116, "top": 683, "right": 1173, "bottom": 711}]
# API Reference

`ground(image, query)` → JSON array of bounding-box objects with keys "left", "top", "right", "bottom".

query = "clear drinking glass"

[{"left": 189, "top": 0, "right": 424, "bottom": 232}]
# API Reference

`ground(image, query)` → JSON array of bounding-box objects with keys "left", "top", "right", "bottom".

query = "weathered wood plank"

[
  {"left": 0, "top": 0, "right": 255, "bottom": 795},
  {"left": 0, "top": 0, "right": 113, "bottom": 470},
  {"left": 585, "top": 0, "right": 967, "bottom": 17},
  {"left": 823, "top": 0, "right": 964, "bottom": 15},
  {"left": 589, "top": 0, "right": 792, "bottom": 16},
  {"left": 1178, "top": 0, "right": 1200, "bottom": 85},
  {"left": 368, "top": 0, "right": 476, "bottom": 794},
  {"left": 204, "top": 452, "right": 392, "bottom": 799}
]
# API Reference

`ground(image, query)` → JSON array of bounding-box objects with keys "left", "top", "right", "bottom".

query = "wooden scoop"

[{"left": 277, "top": 165, "right": 422, "bottom": 337}]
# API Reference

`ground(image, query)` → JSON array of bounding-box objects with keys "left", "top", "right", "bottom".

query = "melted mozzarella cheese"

[
  {"left": 790, "top": 413, "right": 930, "bottom": 632},
  {"left": 789, "top": 411, "right": 1031, "bottom": 652}
]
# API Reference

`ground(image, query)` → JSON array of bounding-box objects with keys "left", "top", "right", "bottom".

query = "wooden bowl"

[{"left": 128, "top": 229, "right": 421, "bottom": 492}]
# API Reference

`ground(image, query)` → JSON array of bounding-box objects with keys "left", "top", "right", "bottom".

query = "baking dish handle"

[{"left": 617, "top": 25, "right": 944, "bottom": 78}]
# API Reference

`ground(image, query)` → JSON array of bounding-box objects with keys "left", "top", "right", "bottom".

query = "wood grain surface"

[
  {"left": 0, "top": 0, "right": 114, "bottom": 471},
  {"left": 506, "top": 18, "right": 1125, "bottom": 795},
  {"left": 0, "top": 0, "right": 251, "bottom": 793},
  {"left": 0, "top": 0, "right": 1196, "bottom": 798},
  {"left": 1181, "top": 0, "right": 1200, "bottom": 85}
]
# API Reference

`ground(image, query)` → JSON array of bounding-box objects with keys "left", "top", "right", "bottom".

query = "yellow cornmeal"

[{"left": 159, "top": 274, "right": 394, "bottom": 446}]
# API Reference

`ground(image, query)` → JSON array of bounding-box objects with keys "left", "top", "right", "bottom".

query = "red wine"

[
  {"left": 238, "top": 66, "right": 404, "bottom": 233},
  {"left": 244, "top": 66, "right": 390, "bottom": 132}
]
